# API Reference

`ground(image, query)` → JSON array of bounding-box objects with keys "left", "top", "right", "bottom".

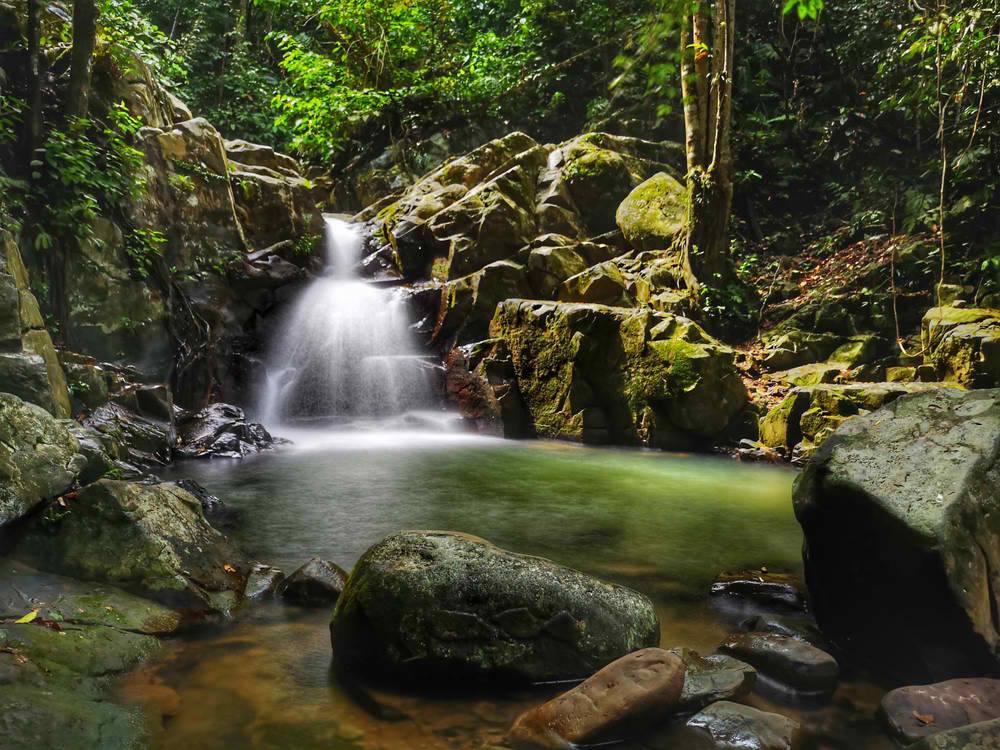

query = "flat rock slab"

[
  {"left": 882, "top": 678, "right": 1000, "bottom": 743},
  {"left": 0, "top": 559, "right": 181, "bottom": 635},
  {"left": 507, "top": 648, "right": 685, "bottom": 749},
  {"left": 686, "top": 700, "right": 800, "bottom": 750},
  {"left": 911, "top": 718, "right": 1000, "bottom": 749},
  {"left": 719, "top": 632, "right": 838, "bottom": 692},
  {"left": 672, "top": 648, "right": 756, "bottom": 711}
]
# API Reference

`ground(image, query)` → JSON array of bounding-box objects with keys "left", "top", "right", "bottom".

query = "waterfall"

[{"left": 258, "top": 217, "right": 434, "bottom": 427}]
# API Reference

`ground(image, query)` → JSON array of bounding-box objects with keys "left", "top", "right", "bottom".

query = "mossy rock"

[
  {"left": 12, "top": 479, "right": 250, "bottom": 614},
  {"left": 616, "top": 172, "right": 688, "bottom": 253},
  {"left": 0, "top": 393, "right": 84, "bottom": 528},
  {"left": 557, "top": 261, "right": 634, "bottom": 307},
  {"left": 490, "top": 300, "right": 747, "bottom": 448},
  {"left": 330, "top": 530, "right": 659, "bottom": 683},
  {"left": 922, "top": 306, "right": 1000, "bottom": 388}
]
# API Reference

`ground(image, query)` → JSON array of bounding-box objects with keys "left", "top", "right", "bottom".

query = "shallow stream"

[{"left": 120, "top": 429, "right": 893, "bottom": 749}]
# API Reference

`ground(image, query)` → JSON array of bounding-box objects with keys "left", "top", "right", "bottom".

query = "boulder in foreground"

[
  {"left": 330, "top": 531, "right": 660, "bottom": 683},
  {"left": 507, "top": 648, "right": 685, "bottom": 749},
  {"left": 794, "top": 388, "right": 1000, "bottom": 681},
  {"left": 881, "top": 678, "right": 1000, "bottom": 743},
  {"left": 12, "top": 479, "right": 250, "bottom": 614}
]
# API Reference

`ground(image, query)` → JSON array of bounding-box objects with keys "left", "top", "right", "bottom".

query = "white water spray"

[{"left": 258, "top": 217, "right": 434, "bottom": 427}]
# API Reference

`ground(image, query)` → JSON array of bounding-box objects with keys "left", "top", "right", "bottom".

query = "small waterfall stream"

[{"left": 258, "top": 217, "right": 434, "bottom": 427}]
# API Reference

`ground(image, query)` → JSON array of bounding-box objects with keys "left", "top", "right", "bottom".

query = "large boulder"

[
  {"left": 794, "top": 388, "right": 1000, "bottom": 680},
  {"left": 330, "top": 531, "right": 660, "bottom": 683},
  {"left": 175, "top": 402, "right": 273, "bottom": 459},
  {"left": 0, "top": 231, "right": 71, "bottom": 417},
  {"left": 12, "top": 479, "right": 251, "bottom": 614},
  {"left": 490, "top": 300, "right": 748, "bottom": 448},
  {"left": 507, "top": 648, "right": 685, "bottom": 749},
  {"left": 0, "top": 393, "right": 84, "bottom": 528},
  {"left": 881, "top": 678, "right": 1000, "bottom": 743},
  {"left": 910, "top": 719, "right": 1000, "bottom": 749},
  {"left": 685, "top": 701, "right": 800, "bottom": 750}
]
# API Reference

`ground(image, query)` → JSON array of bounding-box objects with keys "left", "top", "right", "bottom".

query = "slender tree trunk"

[
  {"left": 66, "top": 0, "right": 99, "bottom": 119},
  {"left": 679, "top": 0, "right": 736, "bottom": 288},
  {"left": 26, "top": 0, "right": 43, "bottom": 158}
]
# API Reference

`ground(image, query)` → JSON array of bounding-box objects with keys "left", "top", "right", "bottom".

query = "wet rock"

[
  {"left": 245, "top": 563, "right": 286, "bottom": 600},
  {"left": 330, "top": 531, "right": 659, "bottom": 683},
  {"left": 794, "top": 388, "right": 1000, "bottom": 680},
  {"left": 881, "top": 678, "right": 1000, "bottom": 743},
  {"left": 0, "top": 393, "right": 85, "bottom": 528},
  {"left": 507, "top": 648, "right": 685, "bottom": 749},
  {"left": 62, "top": 422, "right": 115, "bottom": 484},
  {"left": 83, "top": 401, "right": 174, "bottom": 467},
  {"left": 280, "top": 558, "right": 348, "bottom": 605},
  {"left": 739, "top": 614, "right": 830, "bottom": 651},
  {"left": 12, "top": 479, "right": 250, "bottom": 614},
  {"left": 176, "top": 403, "right": 273, "bottom": 459},
  {"left": 719, "top": 632, "right": 838, "bottom": 693},
  {"left": 911, "top": 718, "right": 1000, "bottom": 749},
  {"left": 0, "top": 560, "right": 181, "bottom": 635},
  {"left": 686, "top": 701, "right": 800, "bottom": 750},
  {"left": 671, "top": 648, "right": 757, "bottom": 711},
  {"left": 710, "top": 570, "right": 805, "bottom": 613},
  {"left": 491, "top": 300, "right": 748, "bottom": 449},
  {"left": 174, "top": 478, "right": 226, "bottom": 515}
]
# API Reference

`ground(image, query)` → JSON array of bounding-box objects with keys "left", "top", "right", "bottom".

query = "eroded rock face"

[
  {"left": 490, "top": 300, "right": 748, "bottom": 448},
  {"left": 507, "top": 648, "right": 685, "bottom": 749},
  {"left": 794, "top": 388, "right": 1000, "bottom": 681},
  {"left": 12, "top": 480, "right": 250, "bottom": 614},
  {"left": 0, "top": 231, "right": 71, "bottom": 417},
  {"left": 922, "top": 306, "right": 1000, "bottom": 388},
  {"left": 882, "top": 679, "right": 1000, "bottom": 743},
  {"left": 330, "top": 531, "right": 660, "bottom": 683},
  {"left": 0, "top": 393, "right": 84, "bottom": 528}
]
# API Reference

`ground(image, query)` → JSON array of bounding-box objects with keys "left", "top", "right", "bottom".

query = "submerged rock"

[
  {"left": 280, "top": 558, "right": 348, "bottom": 605},
  {"left": 881, "top": 678, "right": 1000, "bottom": 743},
  {"left": 0, "top": 393, "right": 85, "bottom": 528},
  {"left": 490, "top": 300, "right": 747, "bottom": 448},
  {"left": 719, "top": 632, "right": 838, "bottom": 693},
  {"left": 507, "top": 648, "right": 685, "bottom": 749},
  {"left": 794, "top": 388, "right": 1000, "bottom": 680},
  {"left": 685, "top": 701, "right": 800, "bottom": 750},
  {"left": 11, "top": 480, "right": 250, "bottom": 614},
  {"left": 710, "top": 570, "right": 805, "bottom": 614},
  {"left": 330, "top": 531, "right": 659, "bottom": 683}
]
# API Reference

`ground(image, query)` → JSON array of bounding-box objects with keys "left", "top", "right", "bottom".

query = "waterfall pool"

[{"left": 118, "top": 433, "right": 894, "bottom": 749}]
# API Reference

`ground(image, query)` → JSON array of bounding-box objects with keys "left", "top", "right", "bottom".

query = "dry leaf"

[
  {"left": 913, "top": 711, "right": 935, "bottom": 726},
  {"left": 223, "top": 564, "right": 237, "bottom": 574}
]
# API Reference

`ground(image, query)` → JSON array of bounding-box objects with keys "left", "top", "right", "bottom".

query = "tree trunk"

[
  {"left": 679, "top": 0, "right": 736, "bottom": 288},
  {"left": 66, "top": 0, "right": 98, "bottom": 119},
  {"left": 25, "top": 0, "right": 43, "bottom": 158}
]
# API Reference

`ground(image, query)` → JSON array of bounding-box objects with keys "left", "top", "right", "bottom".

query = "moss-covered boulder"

[
  {"left": 12, "top": 480, "right": 251, "bottom": 614},
  {"left": 616, "top": 172, "right": 688, "bottom": 253},
  {"left": 490, "top": 300, "right": 748, "bottom": 448},
  {"left": 794, "top": 387, "right": 1000, "bottom": 681},
  {"left": 0, "top": 231, "right": 71, "bottom": 417},
  {"left": 330, "top": 531, "right": 659, "bottom": 683},
  {"left": 759, "top": 329, "right": 845, "bottom": 371},
  {"left": 0, "top": 393, "right": 85, "bottom": 528},
  {"left": 758, "top": 382, "right": 946, "bottom": 456},
  {"left": 922, "top": 306, "right": 1000, "bottom": 388},
  {"left": 435, "top": 260, "right": 536, "bottom": 346},
  {"left": 524, "top": 236, "right": 622, "bottom": 298},
  {"left": 557, "top": 261, "right": 635, "bottom": 307}
]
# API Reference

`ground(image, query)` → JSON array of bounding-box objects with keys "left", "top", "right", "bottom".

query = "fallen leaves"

[
  {"left": 223, "top": 564, "right": 238, "bottom": 574},
  {"left": 913, "top": 710, "right": 936, "bottom": 726},
  {"left": 14, "top": 609, "right": 38, "bottom": 624}
]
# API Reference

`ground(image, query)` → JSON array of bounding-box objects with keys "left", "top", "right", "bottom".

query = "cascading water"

[{"left": 258, "top": 217, "right": 434, "bottom": 427}]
